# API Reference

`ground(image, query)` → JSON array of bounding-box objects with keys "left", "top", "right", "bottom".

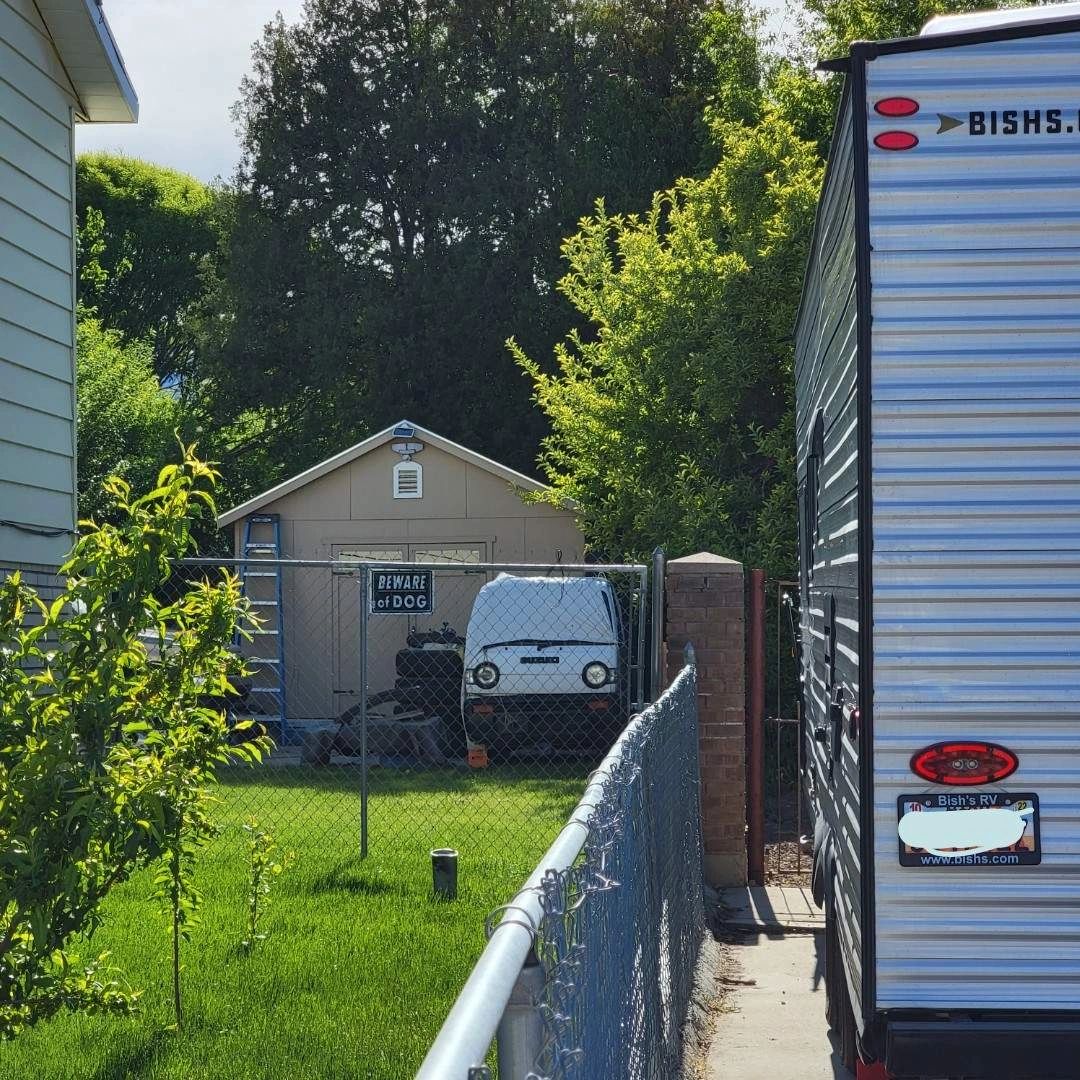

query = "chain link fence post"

[
  {"left": 496, "top": 952, "right": 546, "bottom": 1077},
  {"left": 649, "top": 547, "right": 666, "bottom": 701},
  {"left": 633, "top": 565, "right": 648, "bottom": 711},
  {"left": 359, "top": 566, "right": 369, "bottom": 859}
]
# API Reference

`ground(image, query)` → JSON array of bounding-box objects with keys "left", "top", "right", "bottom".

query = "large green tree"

[
  {"left": 514, "top": 111, "right": 821, "bottom": 572},
  {"left": 76, "top": 154, "right": 224, "bottom": 387},
  {"left": 206, "top": 0, "right": 719, "bottom": 482},
  {"left": 517, "top": 0, "right": 1010, "bottom": 571},
  {"left": 75, "top": 312, "right": 179, "bottom": 523},
  {"left": 804, "top": 0, "right": 1018, "bottom": 53},
  {"left": 74, "top": 156, "right": 252, "bottom": 531},
  {"left": 514, "top": 4, "right": 813, "bottom": 571}
]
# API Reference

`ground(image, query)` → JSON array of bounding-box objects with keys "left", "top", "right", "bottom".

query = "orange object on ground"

[{"left": 467, "top": 744, "right": 489, "bottom": 769}]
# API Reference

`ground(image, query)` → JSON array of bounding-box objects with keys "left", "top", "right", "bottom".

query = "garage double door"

[{"left": 332, "top": 544, "right": 487, "bottom": 710}]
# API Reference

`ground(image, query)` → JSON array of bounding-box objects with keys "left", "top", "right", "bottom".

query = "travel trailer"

[{"left": 795, "top": 4, "right": 1080, "bottom": 1077}]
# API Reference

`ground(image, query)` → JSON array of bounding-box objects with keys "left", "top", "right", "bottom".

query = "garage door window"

[
  {"left": 335, "top": 546, "right": 484, "bottom": 564},
  {"left": 337, "top": 547, "right": 407, "bottom": 563},
  {"left": 412, "top": 547, "right": 483, "bottom": 564}
]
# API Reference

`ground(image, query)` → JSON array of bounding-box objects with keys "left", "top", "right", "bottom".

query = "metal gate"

[{"left": 748, "top": 574, "right": 807, "bottom": 884}]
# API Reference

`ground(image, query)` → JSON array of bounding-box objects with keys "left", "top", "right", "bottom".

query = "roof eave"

[
  {"left": 38, "top": 0, "right": 139, "bottom": 124},
  {"left": 215, "top": 421, "right": 572, "bottom": 529},
  {"left": 842, "top": 10, "right": 1080, "bottom": 63}
]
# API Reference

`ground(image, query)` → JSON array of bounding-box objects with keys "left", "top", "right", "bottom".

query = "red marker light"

[
  {"left": 911, "top": 742, "right": 1019, "bottom": 786},
  {"left": 874, "top": 131, "right": 919, "bottom": 151},
  {"left": 875, "top": 97, "right": 920, "bottom": 117}
]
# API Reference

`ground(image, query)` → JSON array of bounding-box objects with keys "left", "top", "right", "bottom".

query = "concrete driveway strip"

[
  {"left": 705, "top": 932, "right": 850, "bottom": 1080},
  {"left": 706, "top": 886, "right": 850, "bottom": 1080}
]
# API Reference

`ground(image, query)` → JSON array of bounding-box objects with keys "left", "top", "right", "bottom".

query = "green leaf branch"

[{"left": 0, "top": 446, "right": 271, "bottom": 1038}]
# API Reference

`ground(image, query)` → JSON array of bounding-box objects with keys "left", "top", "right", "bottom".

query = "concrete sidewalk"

[
  {"left": 705, "top": 932, "right": 849, "bottom": 1079},
  {"left": 705, "top": 886, "right": 850, "bottom": 1080},
  {"left": 716, "top": 883, "right": 824, "bottom": 933}
]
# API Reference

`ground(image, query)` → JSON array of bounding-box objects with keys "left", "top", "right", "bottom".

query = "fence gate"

[{"left": 748, "top": 575, "right": 806, "bottom": 884}]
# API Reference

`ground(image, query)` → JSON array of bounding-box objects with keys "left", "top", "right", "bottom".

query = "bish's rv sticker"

[
  {"left": 938, "top": 109, "right": 1078, "bottom": 136},
  {"left": 896, "top": 792, "right": 1041, "bottom": 867},
  {"left": 872, "top": 97, "right": 1080, "bottom": 148}
]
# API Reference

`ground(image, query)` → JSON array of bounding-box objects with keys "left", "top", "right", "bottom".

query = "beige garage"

[{"left": 217, "top": 420, "right": 584, "bottom": 726}]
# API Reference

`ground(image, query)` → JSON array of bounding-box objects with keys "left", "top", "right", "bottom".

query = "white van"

[{"left": 461, "top": 574, "right": 622, "bottom": 752}]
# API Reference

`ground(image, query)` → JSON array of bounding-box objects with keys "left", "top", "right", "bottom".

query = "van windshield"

[{"left": 467, "top": 575, "right": 619, "bottom": 648}]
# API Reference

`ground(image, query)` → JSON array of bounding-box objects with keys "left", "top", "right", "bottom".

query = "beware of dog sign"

[{"left": 369, "top": 568, "right": 435, "bottom": 615}]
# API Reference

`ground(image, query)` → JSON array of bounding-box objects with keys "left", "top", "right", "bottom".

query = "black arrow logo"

[{"left": 937, "top": 113, "right": 964, "bottom": 134}]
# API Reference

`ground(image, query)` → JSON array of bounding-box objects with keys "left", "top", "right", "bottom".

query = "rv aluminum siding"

[
  {"left": 865, "top": 23, "right": 1080, "bottom": 1011},
  {"left": 795, "top": 83, "right": 869, "bottom": 1025}
]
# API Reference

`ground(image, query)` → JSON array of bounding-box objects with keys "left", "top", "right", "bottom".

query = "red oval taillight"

[
  {"left": 874, "top": 130, "right": 919, "bottom": 151},
  {"left": 875, "top": 96, "right": 920, "bottom": 117},
  {"left": 911, "top": 742, "right": 1019, "bottom": 786}
]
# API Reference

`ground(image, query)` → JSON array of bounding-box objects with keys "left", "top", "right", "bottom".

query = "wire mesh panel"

[
  {"left": 167, "top": 559, "right": 364, "bottom": 853},
  {"left": 168, "top": 558, "right": 648, "bottom": 862},
  {"left": 765, "top": 580, "right": 807, "bottom": 882},
  {"left": 527, "top": 664, "right": 703, "bottom": 1080},
  {"left": 357, "top": 561, "right": 647, "bottom": 858}
]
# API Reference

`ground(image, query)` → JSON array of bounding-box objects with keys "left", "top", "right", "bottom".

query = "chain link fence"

[
  {"left": 168, "top": 557, "right": 650, "bottom": 860},
  {"left": 418, "top": 658, "right": 703, "bottom": 1080},
  {"left": 527, "top": 661, "right": 703, "bottom": 1080}
]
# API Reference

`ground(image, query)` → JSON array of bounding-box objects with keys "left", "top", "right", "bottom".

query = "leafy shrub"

[{"left": 0, "top": 448, "right": 269, "bottom": 1038}]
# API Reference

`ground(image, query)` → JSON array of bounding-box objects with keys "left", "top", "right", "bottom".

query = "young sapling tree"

[
  {"left": 0, "top": 447, "right": 270, "bottom": 1038},
  {"left": 241, "top": 819, "right": 293, "bottom": 950}
]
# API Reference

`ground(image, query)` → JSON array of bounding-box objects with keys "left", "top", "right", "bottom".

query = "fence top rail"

[
  {"left": 414, "top": 657, "right": 696, "bottom": 1080},
  {"left": 175, "top": 558, "right": 649, "bottom": 574}
]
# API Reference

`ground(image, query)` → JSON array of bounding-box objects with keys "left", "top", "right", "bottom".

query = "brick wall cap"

[{"left": 667, "top": 552, "right": 743, "bottom": 571}]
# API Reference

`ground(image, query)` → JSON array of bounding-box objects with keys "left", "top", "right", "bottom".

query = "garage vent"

[{"left": 393, "top": 461, "right": 423, "bottom": 499}]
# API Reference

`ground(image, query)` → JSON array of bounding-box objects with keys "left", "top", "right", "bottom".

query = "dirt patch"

[
  {"left": 681, "top": 936, "right": 728, "bottom": 1079},
  {"left": 764, "top": 839, "right": 811, "bottom": 886},
  {"left": 681, "top": 901, "right": 750, "bottom": 1079}
]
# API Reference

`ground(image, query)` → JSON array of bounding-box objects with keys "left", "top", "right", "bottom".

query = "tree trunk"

[{"left": 170, "top": 823, "right": 183, "bottom": 1030}]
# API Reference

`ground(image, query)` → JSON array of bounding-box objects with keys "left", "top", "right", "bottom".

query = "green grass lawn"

[{"left": 0, "top": 764, "right": 583, "bottom": 1080}]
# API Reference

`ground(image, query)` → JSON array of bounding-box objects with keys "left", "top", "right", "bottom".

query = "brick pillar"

[{"left": 664, "top": 552, "right": 746, "bottom": 887}]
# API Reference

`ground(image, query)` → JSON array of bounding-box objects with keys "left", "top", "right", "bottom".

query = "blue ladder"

[{"left": 239, "top": 514, "right": 289, "bottom": 743}]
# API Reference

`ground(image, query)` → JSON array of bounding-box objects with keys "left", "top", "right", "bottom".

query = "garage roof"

[
  {"left": 38, "top": 0, "right": 138, "bottom": 123},
  {"left": 217, "top": 420, "right": 562, "bottom": 528}
]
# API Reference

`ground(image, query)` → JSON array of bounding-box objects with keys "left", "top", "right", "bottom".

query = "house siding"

[{"left": 0, "top": 0, "right": 79, "bottom": 570}]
